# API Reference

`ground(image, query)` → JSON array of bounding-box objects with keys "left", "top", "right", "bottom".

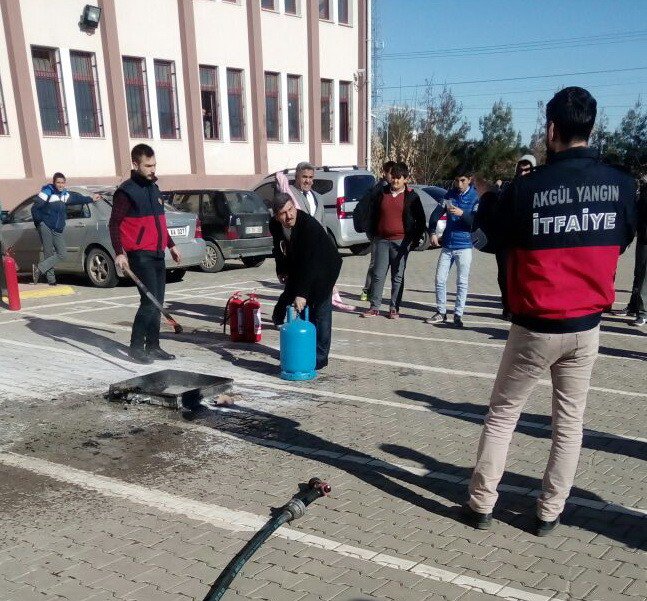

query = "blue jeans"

[{"left": 435, "top": 247, "right": 472, "bottom": 316}]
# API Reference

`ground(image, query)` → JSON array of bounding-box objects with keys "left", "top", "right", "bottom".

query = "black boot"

[
  {"left": 128, "top": 347, "right": 153, "bottom": 364},
  {"left": 147, "top": 347, "right": 176, "bottom": 360}
]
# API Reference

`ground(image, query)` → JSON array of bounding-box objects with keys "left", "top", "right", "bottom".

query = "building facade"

[{"left": 0, "top": 0, "right": 369, "bottom": 208}]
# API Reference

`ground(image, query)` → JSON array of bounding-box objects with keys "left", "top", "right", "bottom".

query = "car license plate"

[
  {"left": 168, "top": 226, "right": 189, "bottom": 237},
  {"left": 245, "top": 226, "right": 263, "bottom": 234}
]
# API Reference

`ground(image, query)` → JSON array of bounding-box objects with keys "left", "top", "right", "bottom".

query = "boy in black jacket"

[{"left": 270, "top": 193, "right": 342, "bottom": 370}]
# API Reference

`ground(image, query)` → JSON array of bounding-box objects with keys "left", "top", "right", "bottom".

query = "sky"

[{"left": 372, "top": 0, "right": 647, "bottom": 145}]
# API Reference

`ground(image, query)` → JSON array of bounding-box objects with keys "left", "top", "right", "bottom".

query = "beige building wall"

[
  {"left": 114, "top": 0, "right": 191, "bottom": 175},
  {"left": 194, "top": 0, "right": 255, "bottom": 175},
  {"left": 319, "top": 0, "right": 361, "bottom": 166},
  {"left": 0, "top": 0, "right": 368, "bottom": 207},
  {"left": 261, "top": 3, "right": 310, "bottom": 171},
  {"left": 18, "top": 0, "right": 115, "bottom": 178},
  {"left": 0, "top": 5, "right": 25, "bottom": 178}
]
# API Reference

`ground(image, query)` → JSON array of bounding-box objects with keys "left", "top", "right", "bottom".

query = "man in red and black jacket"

[
  {"left": 463, "top": 87, "right": 637, "bottom": 537},
  {"left": 109, "top": 144, "right": 182, "bottom": 364}
]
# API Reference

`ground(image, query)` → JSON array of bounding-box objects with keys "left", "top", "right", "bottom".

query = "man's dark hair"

[
  {"left": 382, "top": 160, "right": 396, "bottom": 174},
  {"left": 390, "top": 162, "right": 409, "bottom": 179},
  {"left": 131, "top": 143, "right": 155, "bottom": 163},
  {"left": 52, "top": 172, "right": 66, "bottom": 182},
  {"left": 546, "top": 87, "right": 597, "bottom": 144},
  {"left": 271, "top": 192, "right": 293, "bottom": 214},
  {"left": 454, "top": 162, "right": 473, "bottom": 177}
]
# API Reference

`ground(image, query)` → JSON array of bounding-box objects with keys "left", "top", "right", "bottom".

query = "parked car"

[
  {"left": 410, "top": 184, "right": 447, "bottom": 250},
  {"left": 168, "top": 189, "right": 272, "bottom": 273},
  {"left": 254, "top": 166, "right": 375, "bottom": 254},
  {"left": 0, "top": 186, "right": 206, "bottom": 287}
]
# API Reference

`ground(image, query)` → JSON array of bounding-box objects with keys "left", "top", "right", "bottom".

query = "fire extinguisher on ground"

[
  {"left": 223, "top": 292, "right": 244, "bottom": 342},
  {"left": 242, "top": 293, "right": 262, "bottom": 343},
  {"left": 3, "top": 253, "right": 21, "bottom": 311}
]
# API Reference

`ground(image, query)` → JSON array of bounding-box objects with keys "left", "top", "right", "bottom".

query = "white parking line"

[
  {"left": 0, "top": 451, "right": 562, "bottom": 601},
  {"left": 238, "top": 379, "right": 647, "bottom": 445}
]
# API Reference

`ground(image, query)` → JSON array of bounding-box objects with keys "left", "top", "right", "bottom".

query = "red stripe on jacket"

[
  {"left": 120, "top": 214, "right": 170, "bottom": 253},
  {"left": 507, "top": 245, "right": 620, "bottom": 319}
]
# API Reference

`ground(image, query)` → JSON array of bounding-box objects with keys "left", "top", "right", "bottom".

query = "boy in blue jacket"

[
  {"left": 427, "top": 168, "right": 479, "bottom": 327},
  {"left": 31, "top": 172, "right": 100, "bottom": 285}
]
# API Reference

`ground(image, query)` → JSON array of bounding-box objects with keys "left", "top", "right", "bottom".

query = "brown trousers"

[{"left": 468, "top": 323, "right": 599, "bottom": 521}]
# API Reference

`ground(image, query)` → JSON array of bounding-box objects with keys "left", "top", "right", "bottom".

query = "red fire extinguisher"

[
  {"left": 3, "top": 254, "right": 21, "bottom": 311},
  {"left": 242, "top": 293, "right": 262, "bottom": 343},
  {"left": 223, "top": 291, "right": 245, "bottom": 341}
]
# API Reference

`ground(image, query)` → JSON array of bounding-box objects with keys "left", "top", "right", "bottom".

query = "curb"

[{"left": 3, "top": 285, "right": 76, "bottom": 303}]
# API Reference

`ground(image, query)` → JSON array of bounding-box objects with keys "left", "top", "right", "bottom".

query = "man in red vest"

[{"left": 109, "top": 144, "right": 181, "bottom": 364}]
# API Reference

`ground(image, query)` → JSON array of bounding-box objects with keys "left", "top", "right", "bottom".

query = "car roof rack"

[{"left": 320, "top": 165, "right": 359, "bottom": 172}]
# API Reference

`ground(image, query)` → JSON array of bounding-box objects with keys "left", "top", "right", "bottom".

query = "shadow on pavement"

[
  {"left": 190, "top": 405, "right": 646, "bottom": 548},
  {"left": 396, "top": 389, "right": 647, "bottom": 463}
]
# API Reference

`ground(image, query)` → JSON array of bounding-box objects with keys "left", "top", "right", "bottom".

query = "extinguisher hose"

[{"left": 201, "top": 478, "right": 330, "bottom": 601}]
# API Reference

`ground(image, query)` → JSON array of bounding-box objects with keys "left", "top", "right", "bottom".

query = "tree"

[
  {"left": 376, "top": 107, "right": 419, "bottom": 175},
  {"left": 415, "top": 86, "right": 470, "bottom": 183},
  {"left": 610, "top": 100, "right": 647, "bottom": 177},
  {"left": 474, "top": 100, "right": 521, "bottom": 179},
  {"left": 528, "top": 100, "right": 546, "bottom": 165}
]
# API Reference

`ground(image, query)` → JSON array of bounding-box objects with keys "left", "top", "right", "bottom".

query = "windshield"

[
  {"left": 344, "top": 175, "right": 375, "bottom": 202},
  {"left": 225, "top": 192, "right": 267, "bottom": 214}
]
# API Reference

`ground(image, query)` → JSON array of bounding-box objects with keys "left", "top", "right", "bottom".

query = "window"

[
  {"left": 70, "top": 51, "right": 103, "bottom": 137},
  {"left": 0, "top": 77, "right": 8, "bottom": 135},
  {"left": 264, "top": 72, "right": 281, "bottom": 141},
  {"left": 123, "top": 56, "right": 151, "bottom": 138},
  {"left": 287, "top": 74, "right": 302, "bottom": 142},
  {"left": 32, "top": 46, "right": 68, "bottom": 135},
  {"left": 321, "top": 79, "right": 333, "bottom": 143},
  {"left": 285, "top": 0, "right": 298, "bottom": 14},
  {"left": 154, "top": 60, "right": 180, "bottom": 139},
  {"left": 338, "top": 0, "right": 349, "bottom": 24},
  {"left": 339, "top": 81, "right": 351, "bottom": 143},
  {"left": 261, "top": 0, "right": 276, "bottom": 10},
  {"left": 319, "top": 0, "right": 330, "bottom": 20},
  {"left": 226, "top": 68, "right": 246, "bottom": 141},
  {"left": 200, "top": 65, "right": 220, "bottom": 140}
]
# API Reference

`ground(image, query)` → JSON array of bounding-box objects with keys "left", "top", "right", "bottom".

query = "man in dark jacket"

[
  {"left": 31, "top": 172, "right": 100, "bottom": 285},
  {"left": 463, "top": 87, "right": 637, "bottom": 537},
  {"left": 109, "top": 144, "right": 182, "bottom": 364},
  {"left": 360, "top": 162, "right": 426, "bottom": 319},
  {"left": 616, "top": 181, "right": 647, "bottom": 326},
  {"left": 270, "top": 193, "right": 342, "bottom": 370}
]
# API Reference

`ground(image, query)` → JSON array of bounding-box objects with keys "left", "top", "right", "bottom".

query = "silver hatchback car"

[
  {"left": 254, "top": 166, "right": 375, "bottom": 254},
  {"left": 1, "top": 186, "right": 206, "bottom": 287}
]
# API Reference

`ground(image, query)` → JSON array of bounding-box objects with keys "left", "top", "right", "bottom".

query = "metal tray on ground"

[{"left": 108, "top": 369, "right": 234, "bottom": 410}]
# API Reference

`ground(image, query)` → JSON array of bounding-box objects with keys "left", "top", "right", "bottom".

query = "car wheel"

[
  {"left": 166, "top": 268, "right": 187, "bottom": 283},
  {"left": 201, "top": 240, "right": 225, "bottom": 273},
  {"left": 328, "top": 230, "right": 337, "bottom": 247},
  {"left": 85, "top": 247, "right": 118, "bottom": 288},
  {"left": 349, "top": 243, "right": 371, "bottom": 256},
  {"left": 241, "top": 256, "right": 265, "bottom": 268}
]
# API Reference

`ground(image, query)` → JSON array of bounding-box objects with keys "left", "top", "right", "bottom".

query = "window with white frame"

[
  {"left": 154, "top": 60, "right": 180, "bottom": 139},
  {"left": 339, "top": 80, "right": 351, "bottom": 143},
  {"left": 321, "top": 79, "right": 333, "bottom": 143},
  {"left": 200, "top": 65, "right": 221, "bottom": 140},
  {"left": 264, "top": 72, "right": 281, "bottom": 142},
  {"left": 261, "top": 0, "right": 276, "bottom": 10},
  {"left": 227, "top": 68, "right": 246, "bottom": 141},
  {"left": 32, "top": 46, "right": 69, "bottom": 136},
  {"left": 285, "top": 0, "right": 299, "bottom": 15},
  {"left": 122, "top": 56, "right": 152, "bottom": 138},
  {"left": 338, "top": 0, "right": 350, "bottom": 24},
  {"left": 0, "top": 77, "right": 8, "bottom": 135},
  {"left": 70, "top": 51, "right": 103, "bottom": 137},
  {"left": 319, "top": 0, "right": 331, "bottom": 20},
  {"left": 287, "top": 74, "right": 302, "bottom": 142}
]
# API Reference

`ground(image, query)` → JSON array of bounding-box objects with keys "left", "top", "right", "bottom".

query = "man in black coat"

[{"left": 270, "top": 193, "right": 342, "bottom": 370}]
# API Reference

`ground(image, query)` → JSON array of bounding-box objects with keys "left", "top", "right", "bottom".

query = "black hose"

[{"left": 201, "top": 478, "right": 330, "bottom": 601}]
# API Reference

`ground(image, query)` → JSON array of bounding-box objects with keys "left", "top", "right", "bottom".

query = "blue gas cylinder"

[{"left": 280, "top": 306, "right": 317, "bottom": 381}]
